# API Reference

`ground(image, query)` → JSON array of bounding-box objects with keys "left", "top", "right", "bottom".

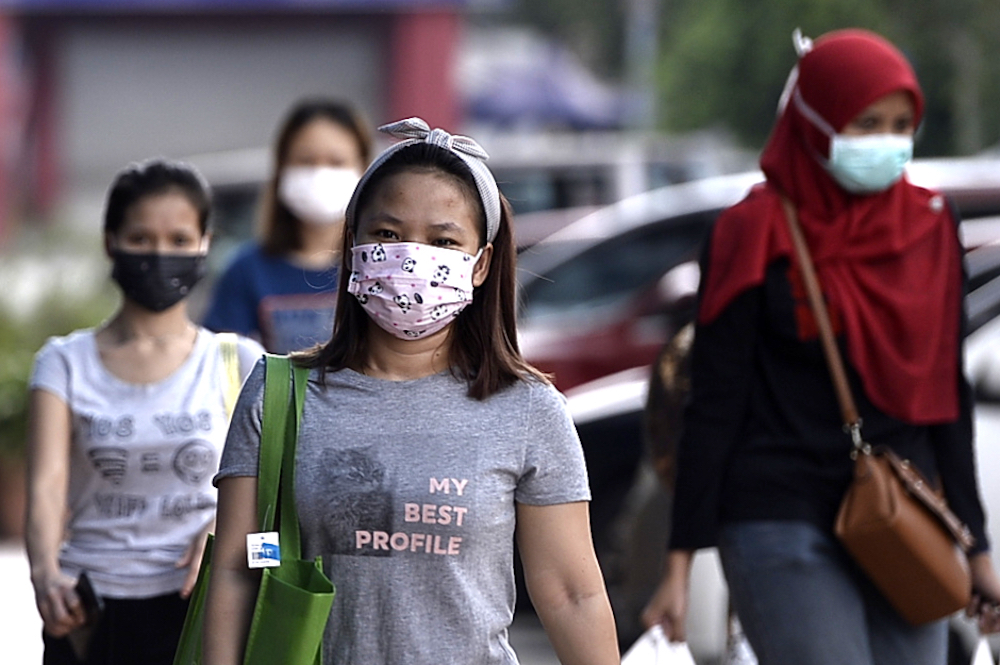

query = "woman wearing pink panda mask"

[{"left": 204, "top": 118, "right": 620, "bottom": 665}]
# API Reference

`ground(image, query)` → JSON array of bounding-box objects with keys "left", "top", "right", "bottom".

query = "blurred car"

[
  {"left": 539, "top": 158, "right": 1000, "bottom": 657},
  {"left": 517, "top": 158, "right": 1000, "bottom": 394},
  {"left": 953, "top": 240, "right": 1000, "bottom": 662},
  {"left": 516, "top": 172, "right": 761, "bottom": 392}
]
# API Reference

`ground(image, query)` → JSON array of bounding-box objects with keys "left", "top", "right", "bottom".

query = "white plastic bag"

[
  {"left": 621, "top": 625, "right": 697, "bottom": 665},
  {"left": 724, "top": 616, "right": 758, "bottom": 665},
  {"left": 973, "top": 638, "right": 996, "bottom": 665}
]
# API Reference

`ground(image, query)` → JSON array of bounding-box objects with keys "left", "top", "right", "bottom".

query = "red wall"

[{"left": 389, "top": 11, "right": 461, "bottom": 131}]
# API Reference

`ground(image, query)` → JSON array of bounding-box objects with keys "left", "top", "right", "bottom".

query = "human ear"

[
  {"left": 472, "top": 244, "right": 493, "bottom": 288},
  {"left": 103, "top": 233, "right": 115, "bottom": 259}
]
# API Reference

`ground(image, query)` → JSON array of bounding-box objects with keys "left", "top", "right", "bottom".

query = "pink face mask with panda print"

[{"left": 347, "top": 242, "right": 484, "bottom": 340}]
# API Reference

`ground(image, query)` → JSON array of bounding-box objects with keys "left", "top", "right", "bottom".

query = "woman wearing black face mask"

[{"left": 24, "top": 159, "right": 264, "bottom": 665}]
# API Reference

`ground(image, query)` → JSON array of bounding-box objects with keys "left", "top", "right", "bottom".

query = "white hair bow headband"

[{"left": 345, "top": 117, "right": 501, "bottom": 243}]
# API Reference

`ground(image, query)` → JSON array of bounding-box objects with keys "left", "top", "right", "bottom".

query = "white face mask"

[
  {"left": 826, "top": 133, "right": 913, "bottom": 194},
  {"left": 347, "top": 242, "right": 483, "bottom": 340},
  {"left": 278, "top": 166, "right": 360, "bottom": 225},
  {"left": 792, "top": 90, "right": 914, "bottom": 195}
]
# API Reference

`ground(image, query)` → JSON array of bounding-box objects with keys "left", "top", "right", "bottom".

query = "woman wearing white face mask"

[
  {"left": 203, "top": 119, "right": 620, "bottom": 665},
  {"left": 641, "top": 28, "right": 1000, "bottom": 664},
  {"left": 203, "top": 98, "right": 372, "bottom": 353}
]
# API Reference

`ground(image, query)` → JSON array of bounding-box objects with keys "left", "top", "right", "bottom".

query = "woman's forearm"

[
  {"left": 201, "top": 565, "right": 260, "bottom": 665},
  {"left": 202, "top": 476, "right": 263, "bottom": 664},
  {"left": 25, "top": 390, "right": 71, "bottom": 585},
  {"left": 25, "top": 490, "right": 67, "bottom": 583},
  {"left": 517, "top": 502, "right": 619, "bottom": 664},
  {"left": 535, "top": 589, "right": 619, "bottom": 665}
]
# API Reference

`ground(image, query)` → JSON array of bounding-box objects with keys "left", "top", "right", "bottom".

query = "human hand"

[
  {"left": 177, "top": 525, "right": 212, "bottom": 599},
  {"left": 640, "top": 551, "right": 692, "bottom": 643},
  {"left": 32, "top": 571, "right": 88, "bottom": 637},
  {"left": 967, "top": 552, "right": 1000, "bottom": 634}
]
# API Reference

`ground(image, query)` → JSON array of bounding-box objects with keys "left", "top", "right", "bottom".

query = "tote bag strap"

[
  {"left": 276, "top": 363, "right": 309, "bottom": 560},
  {"left": 259, "top": 355, "right": 291, "bottom": 530},
  {"left": 780, "top": 196, "right": 866, "bottom": 452},
  {"left": 258, "top": 356, "right": 308, "bottom": 547}
]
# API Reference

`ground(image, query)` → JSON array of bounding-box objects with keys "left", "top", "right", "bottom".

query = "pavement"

[
  {"left": 1, "top": 540, "right": 559, "bottom": 664},
  {"left": 2, "top": 542, "right": 43, "bottom": 663}
]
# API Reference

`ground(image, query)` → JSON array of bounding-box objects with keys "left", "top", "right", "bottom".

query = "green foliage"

[
  {"left": 654, "top": 0, "right": 1000, "bottom": 154},
  {"left": 886, "top": 0, "right": 1000, "bottom": 154},
  {"left": 657, "top": 0, "right": 889, "bottom": 148},
  {"left": 509, "top": 0, "right": 1000, "bottom": 155},
  {"left": 0, "top": 237, "right": 117, "bottom": 459}
]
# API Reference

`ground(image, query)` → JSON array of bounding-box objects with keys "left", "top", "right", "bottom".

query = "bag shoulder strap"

[
  {"left": 259, "top": 354, "right": 310, "bottom": 558},
  {"left": 217, "top": 332, "right": 242, "bottom": 420},
  {"left": 780, "top": 197, "right": 864, "bottom": 447},
  {"left": 783, "top": 198, "right": 975, "bottom": 551},
  {"left": 259, "top": 354, "right": 291, "bottom": 531},
  {"left": 277, "top": 363, "right": 309, "bottom": 560}
]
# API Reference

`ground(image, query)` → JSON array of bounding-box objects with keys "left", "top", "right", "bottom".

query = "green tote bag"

[{"left": 173, "top": 355, "right": 335, "bottom": 665}]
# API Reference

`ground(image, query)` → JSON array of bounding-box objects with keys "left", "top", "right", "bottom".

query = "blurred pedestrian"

[
  {"left": 642, "top": 28, "right": 1000, "bottom": 664},
  {"left": 202, "top": 98, "right": 372, "bottom": 353},
  {"left": 202, "top": 118, "right": 620, "bottom": 664},
  {"left": 25, "top": 159, "right": 263, "bottom": 665}
]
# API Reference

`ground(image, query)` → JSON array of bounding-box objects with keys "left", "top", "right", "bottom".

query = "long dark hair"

[
  {"left": 259, "top": 98, "right": 372, "bottom": 256},
  {"left": 296, "top": 143, "right": 547, "bottom": 400}
]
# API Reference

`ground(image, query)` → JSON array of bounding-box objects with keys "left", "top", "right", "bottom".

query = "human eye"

[
  {"left": 371, "top": 227, "right": 400, "bottom": 241},
  {"left": 849, "top": 115, "right": 879, "bottom": 133},
  {"left": 431, "top": 236, "right": 459, "bottom": 247},
  {"left": 172, "top": 233, "right": 200, "bottom": 250},
  {"left": 121, "top": 231, "right": 152, "bottom": 250},
  {"left": 286, "top": 151, "right": 318, "bottom": 167},
  {"left": 892, "top": 115, "right": 915, "bottom": 134}
]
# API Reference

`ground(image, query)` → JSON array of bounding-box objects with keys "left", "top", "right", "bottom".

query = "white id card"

[{"left": 247, "top": 532, "right": 281, "bottom": 569}]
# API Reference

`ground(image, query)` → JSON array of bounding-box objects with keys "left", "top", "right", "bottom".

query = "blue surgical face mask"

[
  {"left": 825, "top": 133, "right": 913, "bottom": 194},
  {"left": 791, "top": 90, "right": 914, "bottom": 195}
]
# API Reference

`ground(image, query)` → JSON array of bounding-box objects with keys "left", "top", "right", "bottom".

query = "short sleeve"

[
  {"left": 214, "top": 357, "right": 266, "bottom": 484},
  {"left": 29, "top": 337, "right": 71, "bottom": 403},
  {"left": 515, "top": 381, "right": 591, "bottom": 505},
  {"left": 235, "top": 335, "right": 265, "bottom": 381}
]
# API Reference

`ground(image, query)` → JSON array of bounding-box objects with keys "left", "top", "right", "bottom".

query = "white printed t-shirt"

[
  {"left": 217, "top": 363, "right": 591, "bottom": 665},
  {"left": 29, "top": 328, "right": 262, "bottom": 598}
]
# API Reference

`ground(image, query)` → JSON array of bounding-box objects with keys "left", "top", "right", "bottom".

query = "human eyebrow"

[
  {"left": 427, "top": 221, "right": 467, "bottom": 233},
  {"left": 362, "top": 213, "right": 405, "bottom": 228}
]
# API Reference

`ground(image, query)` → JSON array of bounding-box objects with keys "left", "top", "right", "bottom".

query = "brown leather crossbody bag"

[{"left": 781, "top": 196, "right": 974, "bottom": 625}]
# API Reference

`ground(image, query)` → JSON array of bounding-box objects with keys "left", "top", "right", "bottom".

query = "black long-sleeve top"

[{"left": 668, "top": 236, "right": 989, "bottom": 555}]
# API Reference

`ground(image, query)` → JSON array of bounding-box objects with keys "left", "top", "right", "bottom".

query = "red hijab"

[{"left": 698, "top": 29, "right": 962, "bottom": 424}]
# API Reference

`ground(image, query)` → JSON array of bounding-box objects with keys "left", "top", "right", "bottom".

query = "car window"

[{"left": 519, "top": 211, "right": 714, "bottom": 321}]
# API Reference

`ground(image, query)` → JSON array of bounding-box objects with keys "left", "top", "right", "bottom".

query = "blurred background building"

[{"left": 0, "top": 0, "right": 480, "bottom": 240}]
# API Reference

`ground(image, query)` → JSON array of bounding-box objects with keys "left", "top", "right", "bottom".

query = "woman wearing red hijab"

[{"left": 641, "top": 29, "right": 1000, "bottom": 663}]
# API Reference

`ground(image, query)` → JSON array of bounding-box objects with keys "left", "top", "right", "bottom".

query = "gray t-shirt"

[
  {"left": 30, "top": 328, "right": 263, "bottom": 598},
  {"left": 217, "top": 363, "right": 591, "bottom": 665}
]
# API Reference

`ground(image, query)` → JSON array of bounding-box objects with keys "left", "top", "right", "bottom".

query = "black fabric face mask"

[{"left": 110, "top": 250, "right": 207, "bottom": 312}]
